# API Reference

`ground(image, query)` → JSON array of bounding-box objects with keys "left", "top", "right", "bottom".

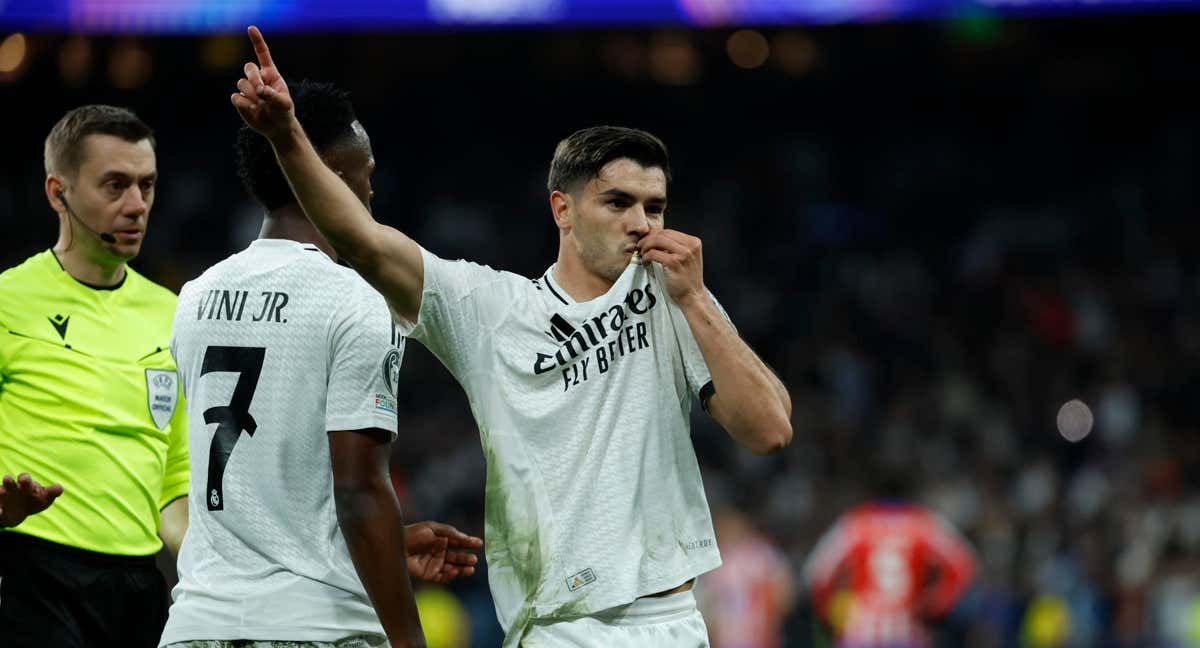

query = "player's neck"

[
  {"left": 260, "top": 207, "right": 338, "bottom": 262},
  {"left": 52, "top": 229, "right": 127, "bottom": 287},
  {"left": 552, "top": 246, "right": 614, "bottom": 303}
]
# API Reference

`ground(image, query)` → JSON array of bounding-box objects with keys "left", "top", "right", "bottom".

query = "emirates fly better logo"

[{"left": 534, "top": 282, "right": 660, "bottom": 392}]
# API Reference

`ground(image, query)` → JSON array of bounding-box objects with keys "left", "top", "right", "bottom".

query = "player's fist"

[
  {"left": 231, "top": 26, "right": 295, "bottom": 141},
  {"left": 0, "top": 473, "right": 63, "bottom": 528},
  {"left": 638, "top": 229, "right": 706, "bottom": 306}
]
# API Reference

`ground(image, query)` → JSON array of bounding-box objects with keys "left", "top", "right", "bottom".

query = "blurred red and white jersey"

[
  {"left": 700, "top": 533, "right": 794, "bottom": 648},
  {"left": 803, "top": 501, "right": 977, "bottom": 648}
]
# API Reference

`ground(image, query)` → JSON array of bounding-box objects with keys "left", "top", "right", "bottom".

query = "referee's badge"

[{"left": 145, "top": 369, "right": 179, "bottom": 430}]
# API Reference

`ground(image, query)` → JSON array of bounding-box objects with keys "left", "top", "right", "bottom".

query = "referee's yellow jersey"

[{"left": 0, "top": 250, "right": 188, "bottom": 556}]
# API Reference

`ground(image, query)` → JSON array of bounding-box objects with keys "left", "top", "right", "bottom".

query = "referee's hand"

[{"left": 0, "top": 473, "right": 63, "bottom": 528}]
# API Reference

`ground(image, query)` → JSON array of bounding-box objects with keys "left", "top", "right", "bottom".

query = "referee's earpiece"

[{"left": 57, "top": 188, "right": 117, "bottom": 245}]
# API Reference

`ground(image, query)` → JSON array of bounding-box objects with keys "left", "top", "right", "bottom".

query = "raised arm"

[
  {"left": 231, "top": 26, "right": 424, "bottom": 323},
  {"left": 640, "top": 229, "right": 793, "bottom": 454}
]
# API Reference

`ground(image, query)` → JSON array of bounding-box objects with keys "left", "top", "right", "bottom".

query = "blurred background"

[{"left": 3, "top": 1, "right": 1199, "bottom": 646}]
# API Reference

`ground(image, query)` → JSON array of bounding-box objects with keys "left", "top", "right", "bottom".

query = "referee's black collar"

[{"left": 48, "top": 249, "right": 127, "bottom": 291}]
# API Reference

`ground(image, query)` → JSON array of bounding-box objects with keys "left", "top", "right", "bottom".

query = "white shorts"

[
  {"left": 165, "top": 638, "right": 386, "bottom": 648},
  {"left": 521, "top": 590, "right": 710, "bottom": 648}
]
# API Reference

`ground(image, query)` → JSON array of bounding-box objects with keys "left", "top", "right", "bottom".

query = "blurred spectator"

[
  {"left": 700, "top": 507, "right": 796, "bottom": 648},
  {"left": 804, "top": 477, "right": 977, "bottom": 648}
]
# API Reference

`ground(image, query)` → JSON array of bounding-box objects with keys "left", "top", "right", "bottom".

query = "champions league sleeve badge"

[
  {"left": 374, "top": 348, "right": 401, "bottom": 414},
  {"left": 382, "top": 348, "right": 401, "bottom": 397},
  {"left": 145, "top": 369, "right": 180, "bottom": 430}
]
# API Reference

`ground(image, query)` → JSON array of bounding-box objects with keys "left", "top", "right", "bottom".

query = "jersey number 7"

[{"left": 201, "top": 346, "right": 266, "bottom": 511}]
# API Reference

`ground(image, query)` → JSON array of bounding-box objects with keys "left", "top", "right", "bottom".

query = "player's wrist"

[
  {"left": 266, "top": 116, "right": 305, "bottom": 150},
  {"left": 675, "top": 287, "right": 711, "bottom": 315}
]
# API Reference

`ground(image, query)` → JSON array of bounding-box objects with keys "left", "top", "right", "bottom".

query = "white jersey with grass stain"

[
  {"left": 404, "top": 247, "right": 725, "bottom": 645},
  {"left": 161, "top": 239, "right": 403, "bottom": 646}
]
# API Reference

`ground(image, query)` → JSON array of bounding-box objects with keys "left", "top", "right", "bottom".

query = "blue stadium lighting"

[{"left": 0, "top": 0, "right": 1197, "bottom": 32}]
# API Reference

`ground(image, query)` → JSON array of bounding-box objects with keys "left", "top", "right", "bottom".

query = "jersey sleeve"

[
  {"left": 661, "top": 270, "right": 733, "bottom": 407},
  {"left": 0, "top": 295, "right": 12, "bottom": 384},
  {"left": 0, "top": 314, "right": 9, "bottom": 384},
  {"left": 325, "top": 284, "right": 404, "bottom": 438},
  {"left": 159, "top": 383, "right": 190, "bottom": 509},
  {"left": 406, "top": 246, "right": 510, "bottom": 379}
]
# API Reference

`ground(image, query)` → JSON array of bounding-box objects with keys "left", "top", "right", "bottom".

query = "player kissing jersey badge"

[{"left": 145, "top": 369, "right": 179, "bottom": 430}]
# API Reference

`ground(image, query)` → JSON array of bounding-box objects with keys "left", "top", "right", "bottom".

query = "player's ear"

[{"left": 549, "top": 190, "right": 574, "bottom": 234}]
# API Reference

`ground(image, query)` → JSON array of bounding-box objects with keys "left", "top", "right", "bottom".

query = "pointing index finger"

[{"left": 247, "top": 25, "right": 275, "bottom": 70}]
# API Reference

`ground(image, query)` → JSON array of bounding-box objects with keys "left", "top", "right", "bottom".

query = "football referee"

[{"left": 0, "top": 105, "right": 189, "bottom": 648}]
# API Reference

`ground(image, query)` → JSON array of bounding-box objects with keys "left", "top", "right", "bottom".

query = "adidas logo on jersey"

[{"left": 566, "top": 567, "right": 597, "bottom": 592}]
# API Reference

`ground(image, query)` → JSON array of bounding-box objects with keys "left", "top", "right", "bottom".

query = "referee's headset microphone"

[{"left": 57, "top": 190, "right": 116, "bottom": 244}]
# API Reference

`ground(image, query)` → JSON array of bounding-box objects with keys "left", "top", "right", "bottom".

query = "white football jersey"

[
  {"left": 405, "top": 247, "right": 724, "bottom": 645},
  {"left": 160, "top": 239, "right": 403, "bottom": 646}
]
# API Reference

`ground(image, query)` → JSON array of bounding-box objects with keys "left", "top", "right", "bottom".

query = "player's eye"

[{"left": 140, "top": 180, "right": 156, "bottom": 194}]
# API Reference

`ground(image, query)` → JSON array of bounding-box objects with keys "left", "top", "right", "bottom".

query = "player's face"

[
  {"left": 58, "top": 134, "right": 157, "bottom": 261},
  {"left": 325, "top": 120, "right": 375, "bottom": 213},
  {"left": 569, "top": 158, "right": 668, "bottom": 282}
]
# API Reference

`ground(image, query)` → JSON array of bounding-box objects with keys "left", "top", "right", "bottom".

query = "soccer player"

[
  {"left": 0, "top": 105, "right": 190, "bottom": 648},
  {"left": 160, "top": 80, "right": 482, "bottom": 648},
  {"left": 804, "top": 494, "right": 977, "bottom": 648},
  {"left": 698, "top": 507, "right": 796, "bottom": 648},
  {"left": 231, "top": 27, "right": 794, "bottom": 647}
]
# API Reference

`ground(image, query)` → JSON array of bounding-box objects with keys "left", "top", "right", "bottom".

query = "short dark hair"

[
  {"left": 235, "top": 80, "right": 359, "bottom": 211},
  {"left": 547, "top": 126, "right": 672, "bottom": 194},
  {"left": 44, "top": 105, "right": 155, "bottom": 177}
]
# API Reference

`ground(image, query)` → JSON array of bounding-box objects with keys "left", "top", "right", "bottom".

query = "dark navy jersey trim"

[
  {"left": 699, "top": 381, "right": 716, "bottom": 413},
  {"left": 543, "top": 273, "right": 569, "bottom": 305}
]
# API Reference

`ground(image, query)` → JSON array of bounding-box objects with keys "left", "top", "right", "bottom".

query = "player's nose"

[{"left": 627, "top": 205, "right": 651, "bottom": 236}]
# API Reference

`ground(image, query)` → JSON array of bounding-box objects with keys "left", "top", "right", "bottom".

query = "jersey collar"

[
  {"left": 250, "top": 238, "right": 332, "bottom": 262},
  {"left": 540, "top": 261, "right": 648, "bottom": 308},
  {"left": 541, "top": 264, "right": 574, "bottom": 306},
  {"left": 46, "top": 249, "right": 128, "bottom": 291}
]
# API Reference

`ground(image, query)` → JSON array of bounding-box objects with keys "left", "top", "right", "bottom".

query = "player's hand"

[
  {"left": 231, "top": 25, "right": 295, "bottom": 141},
  {"left": 638, "top": 229, "right": 706, "bottom": 307},
  {"left": 0, "top": 473, "right": 63, "bottom": 528},
  {"left": 404, "top": 521, "right": 483, "bottom": 584}
]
